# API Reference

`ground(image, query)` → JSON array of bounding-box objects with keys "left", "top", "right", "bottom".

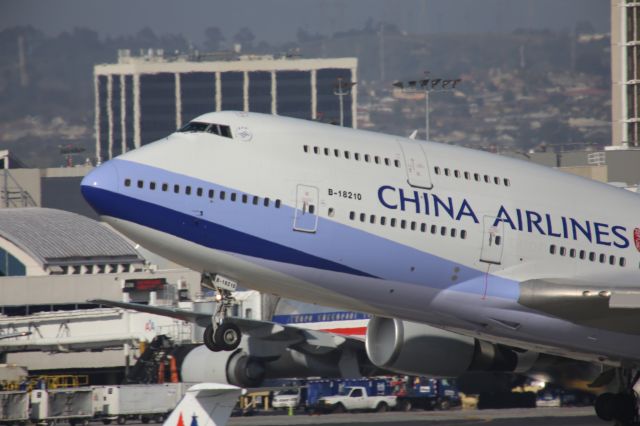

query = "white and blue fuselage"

[{"left": 82, "top": 111, "right": 640, "bottom": 366}]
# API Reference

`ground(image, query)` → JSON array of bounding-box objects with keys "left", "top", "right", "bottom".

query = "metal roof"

[{"left": 0, "top": 208, "right": 143, "bottom": 267}]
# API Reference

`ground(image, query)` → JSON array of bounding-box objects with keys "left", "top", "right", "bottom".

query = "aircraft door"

[
  {"left": 293, "top": 184, "right": 319, "bottom": 233},
  {"left": 398, "top": 141, "right": 433, "bottom": 189},
  {"left": 480, "top": 216, "right": 504, "bottom": 264}
]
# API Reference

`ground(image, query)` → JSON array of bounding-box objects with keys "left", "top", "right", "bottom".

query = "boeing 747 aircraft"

[{"left": 82, "top": 111, "right": 640, "bottom": 424}]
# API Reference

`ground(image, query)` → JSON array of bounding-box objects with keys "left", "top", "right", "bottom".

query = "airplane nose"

[{"left": 81, "top": 161, "right": 120, "bottom": 215}]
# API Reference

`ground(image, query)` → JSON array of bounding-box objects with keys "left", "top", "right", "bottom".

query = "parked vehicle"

[
  {"left": 392, "top": 377, "right": 461, "bottom": 411},
  {"left": 318, "top": 386, "right": 397, "bottom": 413},
  {"left": 30, "top": 388, "right": 94, "bottom": 426},
  {"left": 0, "top": 390, "right": 29, "bottom": 426},
  {"left": 272, "top": 387, "right": 305, "bottom": 409},
  {"left": 98, "top": 383, "right": 183, "bottom": 424}
]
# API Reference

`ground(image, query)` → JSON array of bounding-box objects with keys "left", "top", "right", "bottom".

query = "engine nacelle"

[
  {"left": 181, "top": 345, "right": 265, "bottom": 388},
  {"left": 365, "top": 317, "right": 537, "bottom": 378}
]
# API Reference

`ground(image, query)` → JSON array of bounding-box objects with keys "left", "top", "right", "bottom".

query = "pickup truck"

[{"left": 318, "top": 386, "right": 397, "bottom": 413}]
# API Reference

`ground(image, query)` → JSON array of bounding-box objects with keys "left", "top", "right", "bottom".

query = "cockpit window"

[
  {"left": 178, "top": 122, "right": 210, "bottom": 133},
  {"left": 178, "top": 121, "right": 233, "bottom": 139}
]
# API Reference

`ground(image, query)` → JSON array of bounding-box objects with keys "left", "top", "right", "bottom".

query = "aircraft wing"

[
  {"left": 519, "top": 279, "right": 640, "bottom": 335},
  {"left": 90, "top": 299, "right": 356, "bottom": 352}
]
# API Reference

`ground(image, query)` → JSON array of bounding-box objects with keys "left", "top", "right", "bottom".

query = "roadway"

[{"left": 227, "top": 407, "right": 601, "bottom": 426}]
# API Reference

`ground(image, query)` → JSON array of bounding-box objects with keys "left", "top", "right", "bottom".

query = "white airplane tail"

[{"left": 164, "top": 383, "right": 243, "bottom": 426}]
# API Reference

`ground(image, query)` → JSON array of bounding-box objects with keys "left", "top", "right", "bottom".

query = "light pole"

[
  {"left": 393, "top": 72, "right": 460, "bottom": 141},
  {"left": 333, "top": 77, "right": 356, "bottom": 127}
]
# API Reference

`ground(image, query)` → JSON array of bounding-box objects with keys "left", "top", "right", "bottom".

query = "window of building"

[{"left": 0, "top": 249, "right": 26, "bottom": 276}]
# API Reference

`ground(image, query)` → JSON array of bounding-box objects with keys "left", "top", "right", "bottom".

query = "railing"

[{"left": 1, "top": 169, "right": 37, "bottom": 208}]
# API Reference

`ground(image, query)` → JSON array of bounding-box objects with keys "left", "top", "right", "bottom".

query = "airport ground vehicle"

[
  {"left": 30, "top": 388, "right": 94, "bottom": 426},
  {"left": 318, "top": 385, "right": 396, "bottom": 413},
  {"left": 272, "top": 387, "right": 305, "bottom": 409},
  {"left": 392, "top": 377, "right": 461, "bottom": 411},
  {"left": 98, "top": 383, "right": 183, "bottom": 424},
  {"left": 0, "top": 390, "right": 29, "bottom": 426}
]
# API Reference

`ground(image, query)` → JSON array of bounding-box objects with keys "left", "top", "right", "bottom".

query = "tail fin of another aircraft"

[{"left": 164, "top": 383, "right": 243, "bottom": 426}]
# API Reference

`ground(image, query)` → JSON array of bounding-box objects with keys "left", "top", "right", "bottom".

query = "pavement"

[{"left": 227, "top": 407, "right": 602, "bottom": 426}]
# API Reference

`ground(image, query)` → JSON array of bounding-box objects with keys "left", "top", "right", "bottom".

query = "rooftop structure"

[
  {"left": 94, "top": 51, "right": 358, "bottom": 162},
  {"left": 0, "top": 208, "right": 143, "bottom": 276},
  {"left": 611, "top": 0, "right": 640, "bottom": 146}
]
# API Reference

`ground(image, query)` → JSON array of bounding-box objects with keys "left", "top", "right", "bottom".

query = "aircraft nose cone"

[{"left": 81, "top": 161, "right": 120, "bottom": 215}]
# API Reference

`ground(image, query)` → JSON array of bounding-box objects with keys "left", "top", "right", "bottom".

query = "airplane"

[
  {"left": 163, "top": 383, "right": 243, "bottom": 426},
  {"left": 82, "top": 111, "right": 640, "bottom": 424}
]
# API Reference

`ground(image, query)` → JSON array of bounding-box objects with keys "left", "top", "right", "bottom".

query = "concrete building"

[
  {"left": 94, "top": 51, "right": 358, "bottom": 162},
  {"left": 611, "top": 0, "right": 640, "bottom": 146},
  {"left": 0, "top": 208, "right": 202, "bottom": 382}
]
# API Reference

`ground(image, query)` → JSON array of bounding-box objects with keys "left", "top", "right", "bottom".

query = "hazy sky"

[{"left": 1, "top": 0, "right": 609, "bottom": 44}]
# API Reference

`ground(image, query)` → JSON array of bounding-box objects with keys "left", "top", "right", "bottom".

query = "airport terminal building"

[{"left": 94, "top": 51, "right": 358, "bottom": 162}]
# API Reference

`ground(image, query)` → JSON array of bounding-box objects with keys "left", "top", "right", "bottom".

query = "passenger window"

[
  {"left": 230, "top": 193, "right": 237, "bottom": 202},
  {"left": 599, "top": 253, "right": 606, "bottom": 263},
  {"left": 589, "top": 252, "right": 595, "bottom": 261},
  {"left": 440, "top": 226, "right": 447, "bottom": 236},
  {"left": 504, "top": 178, "right": 511, "bottom": 186},
  {"left": 313, "top": 146, "right": 319, "bottom": 154},
  {"left": 370, "top": 215, "right": 376, "bottom": 224},
  {"left": 495, "top": 235, "right": 501, "bottom": 245},
  {"left": 220, "top": 191, "right": 226, "bottom": 200},
  {"left": 303, "top": 145, "right": 309, "bottom": 153},
  {"left": 569, "top": 248, "right": 576, "bottom": 258},
  {"left": 450, "top": 228, "right": 456, "bottom": 237},
  {"left": 390, "top": 218, "right": 397, "bottom": 227},
  {"left": 252, "top": 196, "right": 259, "bottom": 205},
  {"left": 162, "top": 183, "right": 168, "bottom": 192},
  {"left": 620, "top": 258, "right": 626, "bottom": 267},
  {"left": 324, "top": 148, "right": 330, "bottom": 156},
  {"left": 264, "top": 197, "right": 270, "bottom": 207},
  {"left": 364, "top": 154, "right": 370, "bottom": 162},
  {"left": 410, "top": 221, "right": 416, "bottom": 231},
  {"left": 484, "top": 175, "right": 490, "bottom": 183},
  {"left": 208, "top": 189, "right": 214, "bottom": 198},
  {"left": 394, "top": 159, "right": 400, "bottom": 168},
  {"left": 334, "top": 149, "right": 340, "bottom": 157},
  {"left": 400, "top": 219, "right": 406, "bottom": 229},
  {"left": 609, "top": 255, "right": 616, "bottom": 265},
  {"left": 550, "top": 245, "right": 556, "bottom": 254},
  {"left": 197, "top": 187, "right": 203, "bottom": 197},
  {"left": 345, "top": 151, "right": 350, "bottom": 159},
  {"left": 559, "top": 247, "right": 566, "bottom": 256},
  {"left": 444, "top": 168, "right": 450, "bottom": 176},
  {"left": 460, "top": 230, "right": 467, "bottom": 239},
  {"left": 242, "top": 194, "right": 248, "bottom": 203},
  {"left": 355, "top": 153, "right": 360, "bottom": 161},
  {"left": 464, "top": 171, "right": 470, "bottom": 180},
  {"left": 431, "top": 225, "right": 437, "bottom": 234},
  {"left": 275, "top": 199, "right": 281, "bottom": 208},
  {"left": 420, "top": 223, "right": 426, "bottom": 232},
  {"left": 380, "top": 217, "right": 386, "bottom": 226},
  {"left": 349, "top": 212, "right": 355, "bottom": 220},
  {"left": 384, "top": 158, "right": 390, "bottom": 166},
  {"left": 150, "top": 182, "right": 156, "bottom": 190},
  {"left": 328, "top": 208, "right": 335, "bottom": 217},
  {"left": 434, "top": 167, "right": 441, "bottom": 175},
  {"left": 124, "top": 178, "right": 131, "bottom": 187},
  {"left": 454, "top": 170, "right": 460, "bottom": 178},
  {"left": 579, "top": 250, "right": 586, "bottom": 259},
  {"left": 174, "top": 184, "right": 180, "bottom": 194},
  {"left": 137, "top": 180, "right": 144, "bottom": 189},
  {"left": 360, "top": 213, "right": 366, "bottom": 222},
  {"left": 185, "top": 186, "right": 192, "bottom": 195},
  {"left": 474, "top": 173, "right": 480, "bottom": 181},
  {"left": 374, "top": 156, "right": 380, "bottom": 164}
]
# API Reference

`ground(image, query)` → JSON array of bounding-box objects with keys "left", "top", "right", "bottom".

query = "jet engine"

[{"left": 365, "top": 317, "right": 538, "bottom": 378}]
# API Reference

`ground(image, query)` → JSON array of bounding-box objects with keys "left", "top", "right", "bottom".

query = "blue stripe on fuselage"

[{"left": 82, "top": 159, "right": 518, "bottom": 299}]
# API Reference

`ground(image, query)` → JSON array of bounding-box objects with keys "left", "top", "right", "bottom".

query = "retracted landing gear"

[
  {"left": 594, "top": 368, "right": 640, "bottom": 425},
  {"left": 201, "top": 273, "right": 242, "bottom": 352}
]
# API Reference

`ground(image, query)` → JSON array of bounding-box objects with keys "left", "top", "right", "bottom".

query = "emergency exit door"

[
  {"left": 480, "top": 216, "right": 504, "bottom": 264},
  {"left": 398, "top": 141, "right": 433, "bottom": 189},
  {"left": 293, "top": 184, "right": 319, "bottom": 233}
]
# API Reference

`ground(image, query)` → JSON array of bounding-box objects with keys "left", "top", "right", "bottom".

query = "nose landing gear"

[
  {"left": 595, "top": 368, "right": 640, "bottom": 425},
  {"left": 201, "top": 273, "right": 243, "bottom": 352}
]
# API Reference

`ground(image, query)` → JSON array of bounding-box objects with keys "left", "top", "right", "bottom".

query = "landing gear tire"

[
  {"left": 203, "top": 324, "right": 222, "bottom": 352},
  {"left": 214, "top": 322, "right": 242, "bottom": 351},
  {"left": 595, "top": 392, "right": 615, "bottom": 422},
  {"left": 595, "top": 368, "right": 640, "bottom": 425}
]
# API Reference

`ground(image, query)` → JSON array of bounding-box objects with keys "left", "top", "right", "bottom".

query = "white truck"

[
  {"left": 318, "top": 386, "right": 396, "bottom": 413},
  {"left": 98, "top": 383, "right": 183, "bottom": 424}
]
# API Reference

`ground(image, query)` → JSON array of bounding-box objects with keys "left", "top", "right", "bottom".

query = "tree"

[
  {"left": 203, "top": 27, "right": 224, "bottom": 51},
  {"left": 233, "top": 27, "right": 255, "bottom": 50}
]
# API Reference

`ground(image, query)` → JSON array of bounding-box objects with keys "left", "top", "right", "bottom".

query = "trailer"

[
  {"left": 30, "top": 388, "right": 94, "bottom": 426},
  {"left": 392, "top": 377, "right": 461, "bottom": 411},
  {"left": 0, "top": 390, "right": 29, "bottom": 426},
  {"left": 99, "top": 383, "right": 183, "bottom": 424}
]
